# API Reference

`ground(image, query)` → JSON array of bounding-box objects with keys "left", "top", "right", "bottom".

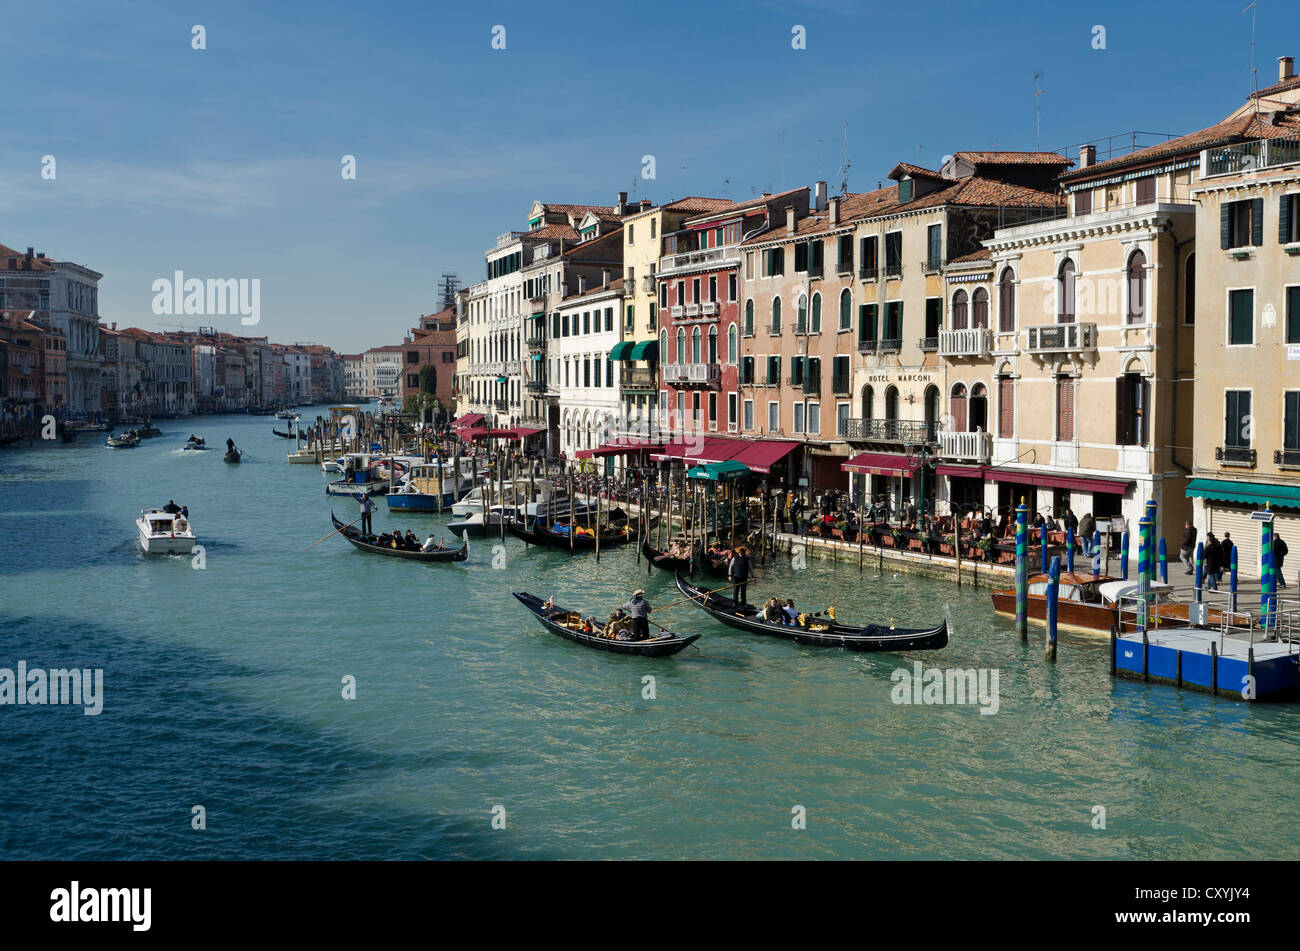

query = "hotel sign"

[
  {"left": 866, "top": 373, "right": 937, "bottom": 383},
  {"left": 1288, "top": 344, "right": 1300, "bottom": 361}
]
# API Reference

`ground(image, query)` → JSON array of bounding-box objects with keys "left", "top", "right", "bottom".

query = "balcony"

[
  {"left": 837, "top": 259, "right": 854, "bottom": 275},
  {"left": 1026, "top": 322, "right": 1097, "bottom": 355},
  {"left": 1202, "top": 136, "right": 1300, "bottom": 179},
  {"left": 884, "top": 263, "right": 903, "bottom": 279},
  {"left": 859, "top": 266, "right": 880, "bottom": 281},
  {"left": 939, "top": 328, "right": 993, "bottom": 358},
  {"left": 1217, "top": 445, "right": 1256, "bottom": 467},
  {"left": 493, "top": 399, "right": 509, "bottom": 413},
  {"left": 662, "top": 363, "right": 721, "bottom": 385},
  {"left": 843, "top": 418, "right": 935, "bottom": 444},
  {"left": 670, "top": 305, "right": 684, "bottom": 319},
  {"left": 658, "top": 245, "right": 741, "bottom": 276},
  {"left": 832, "top": 375, "right": 850, "bottom": 396},
  {"left": 922, "top": 258, "right": 942, "bottom": 275},
  {"left": 806, "top": 262, "right": 823, "bottom": 278},
  {"left": 918, "top": 337, "right": 938, "bottom": 353},
  {"left": 878, "top": 339, "right": 902, "bottom": 354},
  {"left": 700, "top": 301, "right": 719, "bottom": 316},
  {"left": 526, "top": 334, "right": 546, "bottom": 350},
  {"left": 528, "top": 292, "right": 547, "bottom": 305},
  {"left": 939, "top": 430, "right": 992, "bottom": 463},
  {"left": 620, "top": 366, "right": 656, "bottom": 390},
  {"left": 857, "top": 340, "right": 878, "bottom": 354},
  {"left": 684, "top": 303, "right": 701, "bottom": 317},
  {"left": 525, "top": 380, "right": 547, "bottom": 393},
  {"left": 641, "top": 275, "right": 657, "bottom": 294}
]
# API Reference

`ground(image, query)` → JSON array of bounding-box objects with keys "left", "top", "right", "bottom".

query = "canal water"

[{"left": 2, "top": 411, "right": 1298, "bottom": 860}]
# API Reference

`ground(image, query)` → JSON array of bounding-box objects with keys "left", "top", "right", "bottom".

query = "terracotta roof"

[
  {"left": 954, "top": 150, "right": 1073, "bottom": 166},
  {"left": 559, "top": 277, "right": 625, "bottom": 304},
  {"left": 1059, "top": 113, "right": 1300, "bottom": 181},
  {"left": 947, "top": 248, "right": 993, "bottom": 264},
  {"left": 522, "top": 224, "right": 582, "bottom": 241},
  {"left": 662, "top": 196, "right": 735, "bottom": 213},
  {"left": 1253, "top": 73, "right": 1300, "bottom": 100},
  {"left": 538, "top": 203, "right": 619, "bottom": 219},
  {"left": 683, "top": 186, "right": 808, "bottom": 227},
  {"left": 0, "top": 243, "right": 54, "bottom": 271},
  {"left": 890, "top": 162, "right": 949, "bottom": 181}
]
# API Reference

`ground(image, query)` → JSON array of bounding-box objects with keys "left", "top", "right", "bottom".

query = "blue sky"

[{"left": 1, "top": 0, "right": 1294, "bottom": 352}]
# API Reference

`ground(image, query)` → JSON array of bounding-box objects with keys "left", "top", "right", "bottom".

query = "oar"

[
  {"left": 650, "top": 581, "right": 737, "bottom": 614},
  {"left": 301, "top": 514, "right": 364, "bottom": 551}
]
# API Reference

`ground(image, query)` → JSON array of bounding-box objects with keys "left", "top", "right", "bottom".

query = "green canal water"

[{"left": 2, "top": 410, "right": 1298, "bottom": 860}]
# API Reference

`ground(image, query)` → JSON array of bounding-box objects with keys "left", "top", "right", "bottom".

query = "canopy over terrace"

[
  {"left": 452, "top": 413, "right": 485, "bottom": 429},
  {"left": 574, "top": 436, "right": 665, "bottom": 459},
  {"left": 650, "top": 436, "right": 799, "bottom": 474},
  {"left": 687, "top": 460, "right": 751, "bottom": 481}
]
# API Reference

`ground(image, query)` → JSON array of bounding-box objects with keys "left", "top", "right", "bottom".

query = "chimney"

[
  {"left": 112, "top": 322, "right": 117, "bottom": 330},
  {"left": 828, "top": 196, "right": 840, "bottom": 226},
  {"left": 602, "top": 268, "right": 610, "bottom": 289},
  {"left": 1079, "top": 144, "right": 1096, "bottom": 169},
  {"left": 640, "top": 199, "right": 652, "bottom": 212},
  {"left": 1280, "top": 56, "right": 1295, "bottom": 82},
  {"left": 813, "top": 181, "right": 828, "bottom": 211},
  {"left": 616, "top": 191, "right": 628, "bottom": 215},
  {"left": 578, "top": 275, "right": 587, "bottom": 294},
  {"left": 786, "top": 206, "right": 796, "bottom": 234}
]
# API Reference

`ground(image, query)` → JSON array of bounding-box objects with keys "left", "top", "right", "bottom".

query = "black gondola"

[
  {"left": 512, "top": 591, "right": 699, "bottom": 657},
  {"left": 271, "top": 427, "right": 297, "bottom": 439},
  {"left": 695, "top": 537, "right": 732, "bottom": 579},
  {"left": 505, "top": 512, "right": 638, "bottom": 551},
  {"left": 674, "top": 573, "right": 947, "bottom": 652},
  {"left": 330, "top": 511, "right": 468, "bottom": 562},
  {"left": 642, "top": 534, "right": 694, "bottom": 573},
  {"left": 224, "top": 449, "right": 242, "bottom": 463}
]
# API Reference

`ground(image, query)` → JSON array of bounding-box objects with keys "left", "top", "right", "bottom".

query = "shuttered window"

[
  {"left": 952, "top": 289, "right": 968, "bottom": 329},
  {"left": 950, "top": 384, "right": 968, "bottom": 433},
  {"left": 925, "top": 297, "right": 942, "bottom": 337},
  {"left": 1058, "top": 261, "right": 1076, "bottom": 323},
  {"left": 1285, "top": 392, "right": 1300, "bottom": 451},
  {"left": 1135, "top": 176, "right": 1156, "bottom": 205},
  {"left": 1116, "top": 372, "right": 1149, "bottom": 446},
  {"left": 1229, "top": 289, "right": 1254, "bottom": 345},
  {"left": 884, "top": 301, "right": 903, "bottom": 341},
  {"left": 999, "top": 268, "right": 1016, "bottom": 332},
  {"left": 1280, "top": 194, "right": 1298, "bottom": 244},
  {"left": 839, "top": 290, "right": 852, "bottom": 330},
  {"left": 811, "top": 293, "right": 822, "bottom": 333},
  {"left": 1127, "top": 251, "right": 1147, "bottom": 323},
  {"left": 1225, "top": 390, "right": 1251, "bottom": 448},
  {"left": 859, "top": 303, "right": 877, "bottom": 344},
  {"left": 998, "top": 377, "right": 1014, "bottom": 437},
  {"left": 972, "top": 288, "right": 989, "bottom": 328},
  {"left": 1057, "top": 376, "right": 1075, "bottom": 442},
  {"left": 1222, "top": 199, "right": 1262, "bottom": 248},
  {"left": 1075, "top": 189, "right": 1092, "bottom": 215}
]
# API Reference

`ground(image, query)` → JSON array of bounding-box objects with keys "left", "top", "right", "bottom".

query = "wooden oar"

[
  {"left": 649, "top": 581, "right": 737, "bottom": 614},
  {"left": 301, "top": 514, "right": 364, "bottom": 551}
]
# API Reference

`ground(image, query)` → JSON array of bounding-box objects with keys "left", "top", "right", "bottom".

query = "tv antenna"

[
  {"left": 1243, "top": 1, "right": 1260, "bottom": 114},
  {"left": 779, "top": 132, "right": 786, "bottom": 190},
  {"left": 838, "top": 121, "right": 851, "bottom": 195},
  {"left": 1033, "top": 71, "right": 1044, "bottom": 149}
]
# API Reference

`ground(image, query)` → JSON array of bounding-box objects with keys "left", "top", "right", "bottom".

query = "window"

[
  {"left": 709, "top": 392, "right": 717, "bottom": 428},
  {"left": 691, "top": 327, "right": 701, "bottom": 363},
  {"left": 766, "top": 356, "right": 781, "bottom": 385},
  {"left": 790, "top": 356, "right": 805, "bottom": 387},
  {"left": 582, "top": 312, "right": 590, "bottom": 335},
  {"left": 626, "top": 305, "right": 635, "bottom": 331},
  {"left": 407, "top": 350, "right": 419, "bottom": 363},
  {"left": 898, "top": 179, "right": 913, "bottom": 203},
  {"left": 794, "top": 243, "right": 808, "bottom": 273},
  {"left": 771, "top": 297, "right": 782, "bottom": 334},
  {"left": 744, "top": 399, "right": 754, "bottom": 430},
  {"left": 740, "top": 355, "right": 754, "bottom": 384},
  {"left": 950, "top": 383, "right": 968, "bottom": 432},
  {"left": 1075, "top": 189, "right": 1092, "bottom": 215},
  {"left": 862, "top": 385, "right": 874, "bottom": 420},
  {"left": 839, "top": 289, "right": 852, "bottom": 330},
  {"left": 676, "top": 328, "right": 686, "bottom": 365},
  {"left": 1282, "top": 194, "right": 1300, "bottom": 244},
  {"left": 860, "top": 235, "right": 878, "bottom": 273},
  {"left": 1116, "top": 372, "right": 1149, "bottom": 446},
  {"left": 766, "top": 247, "right": 785, "bottom": 276},
  {"left": 768, "top": 402, "right": 779, "bottom": 432},
  {"left": 1225, "top": 390, "right": 1252, "bottom": 448},
  {"left": 972, "top": 288, "right": 989, "bottom": 329},
  {"left": 885, "top": 232, "right": 902, "bottom": 273},
  {"left": 1285, "top": 392, "right": 1300, "bottom": 453},
  {"left": 744, "top": 300, "right": 754, "bottom": 335},
  {"left": 885, "top": 386, "right": 899, "bottom": 422},
  {"left": 794, "top": 403, "right": 805, "bottom": 434},
  {"left": 1058, "top": 260, "right": 1076, "bottom": 323},
  {"left": 924, "top": 298, "right": 942, "bottom": 340},
  {"left": 811, "top": 293, "right": 821, "bottom": 333},
  {"left": 808, "top": 402, "right": 820, "bottom": 434},
  {"left": 997, "top": 376, "right": 1014, "bottom": 438},
  {"left": 838, "top": 235, "right": 853, "bottom": 272},
  {"left": 1057, "top": 375, "right": 1075, "bottom": 442},
  {"left": 795, "top": 294, "right": 808, "bottom": 334},
  {"left": 676, "top": 280, "right": 685, "bottom": 305},
  {"left": 1229, "top": 289, "right": 1254, "bottom": 345},
  {"left": 650, "top": 302, "right": 657, "bottom": 331},
  {"left": 1184, "top": 254, "right": 1195, "bottom": 325},
  {"left": 693, "top": 278, "right": 701, "bottom": 303},
  {"left": 1135, "top": 176, "right": 1156, "bottom": 205},
  {"left": 628, "top": 224, "right": 634, "bottom": 244},
  {"left": 836, "top": 402, "right": 850, "bottom": 437},
  {"left": 926, "top": 224, "right": 942, "bottom": 269},
  {"left": 650, "top": 218, "right": 656, "bottom": 240},
  {"left": 1127, "top": 251, "right": 1147, "bottom": 323},
  {"left": 660, "top": 283, "right": 668, "bottom": 308},
  {"left": 883, "top": 301, "right": 902, "bottom": 344},
  {"left": 728, "top": 393, "right": 737, "bottom": 428},
  {"left": 832, "top": 355, "right": 850, "bottom": 395},
  {"left": 708, "top": 326, "right": 717, "bottom": 363},
  {"left": 659, "top": 330, "right": 667, "bottom": 364},
  {"left": 728, "top": 274, "right": 737, "bottom": 301},
  {"left": 1288, "top": 286, "right": 1300, "bottom": 344},
  {"left": 728, "top": 325, "right": 738, "bottom": 364},
  {"left": 1222, "top": 198, "right": 1263, "bottom": 248},
  {"left": 952, "top": 289, "right": 968, "bottom": 330},
  {"left": 627, "top": 266, "right": 635, "bottom": 286},
  {"left": 858, "top": 303, "right": 878, "bottom": 344}
]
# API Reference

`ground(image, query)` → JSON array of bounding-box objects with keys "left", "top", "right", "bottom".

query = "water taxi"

[
  {"left": 386, "top": 460, "right": 475, "bottom": 512},
  {"left": 136, "top": 509, "right": 196, "bottom": 555},
  {"left": 992, "top": 572, "right": 1176, "bottom": 634}
]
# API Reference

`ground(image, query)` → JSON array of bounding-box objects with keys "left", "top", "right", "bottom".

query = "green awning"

[
  {"left": 608, "top": 341, "right": 634, "bottom": 361},
  {"left": 496, "top": 376, "right": 507, "bottom": 383},
  {"left": 687, "top": 460, "right": 752, "bottom": 481},
  {"left": 1185, "top": 478, "right": 1300, "bottom": 510},
  {"left": 529, "top": 353, "right": 543, "bottom": 361},
  {"left": 628, "top": 340, "right": 659, "bottom": 361},
  {"left": 529, "top": 312, "right": 546, "bottom": 320}
]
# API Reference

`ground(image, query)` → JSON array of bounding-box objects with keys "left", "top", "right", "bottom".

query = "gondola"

[
  {"left": 512, "top": 592, "right": 700, "bottom": 657},
  {"left": 695, "top": 537, "right": 732, "bottom": 579},
  {"left": 504, "top": 511, "right": 639, "bottom": 551},
  {"left": 271, "top": 427, "right": 297, "bottom": 439},
  {"left": 224, "top": 449, "right": 242, "bottom": 463},
  {"left": 642, "top": 534, "right": 694, "bottom": 573},
  {"left": 330, "top": 511, "right": 469, "bottom": 562},
  {"left": 673, "top": 573, "right": 947, "bottom": 652}
]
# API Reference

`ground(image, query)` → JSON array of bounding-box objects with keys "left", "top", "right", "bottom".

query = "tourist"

[
  {"left": 359, "top": 495, "right": 376, "bottom": 535},
  {"left": 181, "top": 505, "right": 189, "bottom": 519},
  {"left": 1203, "top": 533, "right": 1222, "bottom": 590},
  {"left": 1079, "top": 512, "right": 1095, "bottom": 556},
  {"left": 1179, "top": 521, "right": 1197, "bottom": 574},
  {"left": 782, "top": 599, "right": 798, "bottom": 624},
  {"left": 1220, "top": 532, "right": 1234, "bottom": 575},
  {"left": 1277, "top": 535, "right": 1289, "bottom": 587},
  {"left": 763, "top": 598, "right": 785, "bottom": 623},
  {"left": 422, "top": 533, "right": 439, "bottom": 552},
  {"left": 404, "top": 530, "right": 419, "bottom": 549},
  {"left": 728, "top": 546, "right": 752, "bottom": 605},
  {"left": 621, "top": 589, "right": 651, "bottom": 641},
  {"left": 163, "top": 500, "right": 180, "bottom": 514}
]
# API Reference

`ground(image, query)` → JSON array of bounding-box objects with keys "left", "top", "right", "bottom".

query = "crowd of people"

[{"left": 1179, "top": 521, "right": 1289, "bottom": 590}]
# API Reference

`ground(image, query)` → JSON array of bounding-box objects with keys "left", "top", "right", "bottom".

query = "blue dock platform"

[{"left": 1114, "top": 625, "right": 1300, "bottom": 700}]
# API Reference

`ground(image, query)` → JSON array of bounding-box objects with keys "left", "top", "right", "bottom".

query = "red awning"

[
  {"left": 649, "top": 439, "right": 691, "bottom": 462},
  {"left": 575, "top": 437, "right": 664, "bottom": 459},
  {"left": 986, "top": 469, "right": 1132, "bottom": 496},
  {"left": 506, "top": 427, "right": 543, "bottom": 440},
  {"left": 453, "top": 413, "right": 484, "bottom": 428},
  {"left": 650, "top": 436, "right": 748, "bottom": 466},
  {"left": 730, "top": 440, "right": 800, "bottom": 474},
  {"left": 458, "top": 427, "right": 490, "bottom": 441},
  {"left": 937, "top": 463, "right": 988, "bottom": 479},
  {"left": 842, "top": 451, "right": 912, "bottom": 477}
]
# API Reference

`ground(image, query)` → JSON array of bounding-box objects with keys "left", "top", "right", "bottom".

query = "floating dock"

[{"left": 1113, "top": 621, "right": 1300, "bottom": 700}]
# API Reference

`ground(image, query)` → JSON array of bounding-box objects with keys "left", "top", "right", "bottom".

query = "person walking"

[
  {"left": 728, "top": 546, "right": 752, "bottom": 605},
  {"left": 1079, "top": 512, "right": 1095, "bottom": 557},
  {"left": 1276, "top": 535, "right": 1289, "bottom": 587},
  {"left": 621, "top": 589, "right": 652, "bottom": 641},
  {"left": 1179, "top": 521, "right": 1198, "bottom": 575},
  {"left": 1220, "top": 532, "right": 1234, "bottom": 576},
  {"left": 1203, "top": 533, "right": 1222, "bottom": 590},
  {"left": 359, "top": 495, "right": 376, "bottom": 536}
]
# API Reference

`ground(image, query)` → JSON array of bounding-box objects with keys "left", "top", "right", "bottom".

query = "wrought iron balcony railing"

[
  {"left": 859, "top": 266, "right": 880, "bottom": 281},
  {"left": 1217, "top": 445, "right": 1256, "bottom": 467},
  {"left": 918, "top": 336, "right": 938, "bottom": 353},
  {"left": 843, "top": 418, "right": 934, "bottom": 444},
  {"left": 1276, "top": 449, "right": 1300, "bottom": 467}
]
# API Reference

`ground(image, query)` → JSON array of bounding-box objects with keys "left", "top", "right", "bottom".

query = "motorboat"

[
  {"left": 183, "top": 436, "right": 209, "bottom": 451},
  {"left": 386, "top": 460, "right": 476, "bottom": 512},
  {"left": 275, "top": 409, "right": 301, "bottom": 420},
  {"left": 136, "top": 508, "right": 196, "bottom": 555},
  {"left": 106, "top": 431, "right": 140, "bottom": 448}
]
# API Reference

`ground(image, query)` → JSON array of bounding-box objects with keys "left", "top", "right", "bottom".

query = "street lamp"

[{"left": 904, "top": 438, "right": 938, "bottom": 531}]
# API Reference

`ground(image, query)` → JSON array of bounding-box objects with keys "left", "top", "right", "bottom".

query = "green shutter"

[
  {"left": 1252, "top": 198, "right": 1264, "bottom": 246},
  {"left": 1221, "top": 202, "right": 1232, "bottom": 249},
  {"left": 1281, "top": 195, "right": 1294, "bottom": 244},
  {"left": 811, "top": 294, "right": 822, "bottom": 332}
]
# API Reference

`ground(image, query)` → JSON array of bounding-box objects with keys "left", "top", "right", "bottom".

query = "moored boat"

[
  {"left": 642, "top": 534, "right": 695, "bottom": 573},
  {"left": 505, "top": 512, "right": 637, "bottom": 551},
  {"left": 136, "top": 423, "right": 162, "bottom": 438},
  {"left": 512, "top": 591, "right": 700, "bottom": 657},
  {"left": 136, "top": 508, "right": 196, "bottom": 555},
  {"left": 329, "top": 512, "right": 468, "bottom": 562},
  {"left": 674, "top": 573, "right": 948, "bottom": 652},
  {"left": 385, "top": 461, "right": 475, "bottom": 512},
  {"left": 991, "top": 573, "right": 1179, "bottom": 634}
]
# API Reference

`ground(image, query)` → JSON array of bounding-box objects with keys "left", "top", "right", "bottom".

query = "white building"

[
  {"left": 47, "top": 256, "right": 103, "bottom": 414},
  {"left": 554, "top": 277, "right": 625, "bottom": 457}
]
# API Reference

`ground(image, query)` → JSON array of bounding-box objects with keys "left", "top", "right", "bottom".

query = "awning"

[
  {"left": 689, "top": 437, "right": 750, "bottom": 466},
  {"left": 1185, "top": 478, "right": 1300, "bottom": 510},
  {"left": 575, "top": 436, "right": 665, "bottom": 459},
  {"left": 731, "top": 439, "right": 799, "bottom": 474},
  {"left": 688, "top": 460, "right": 751, "bottom": 480},
  {"left": 937, "top": 463, "right": 987, "bottom": 479},
  {"left": 459, "top": 426, "right": 490, "bottom": 440},
  {"left": 608, "top": 342, "right": 634, "bottom": 361},
  {"left": 628, "top": 340, "right": 659, "bottom": 361},
  {"left": 529, "top": 312, "right": 545, "bottom": 320},
  {"left": 529, "top": 353, "right": 543, "bottom": 361},
  {"left": 986, "top": 469, "right": 1132, "bottom": 496},
  {"left": 842, "top": 451, "right": 911, "bottom": 477},
  {"left": 453, "top": 413, "right": 485, "bottom": 428}
]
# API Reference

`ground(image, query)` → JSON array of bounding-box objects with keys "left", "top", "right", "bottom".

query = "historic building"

[{"left": 553, "top": 276, "right": 624, "bottom": 458}]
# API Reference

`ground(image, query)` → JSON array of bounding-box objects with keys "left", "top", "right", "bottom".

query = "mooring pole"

[
  {"left": 1046, "top": 554, "right": 1061, "bottom": 661},
  {"left": 1015, "top": 496, "right": 1029, "bottom": 641}
]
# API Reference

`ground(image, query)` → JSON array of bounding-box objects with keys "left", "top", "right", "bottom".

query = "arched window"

[
  {"left": 796, "top": 294, "right": 808, "bottom": 333},
  {"left": 950, "top": 383, "right": 968, "bottom": 432},
  {"left": 972, "top": 288, "right": 989, "bottom": 329},
  {"left": 952, "top": 289, "right": 969, "bottom": 330},
  {"left": 744, "top": 299, "right": 754, "bottom": 336},
  {"left": 862, "top": 384, "right": 875, "bottom": 420},
  {"left": 885, "top": 386, "right": 899, "bottom": 421},
  {"left": 659, "top": 330, "right": 668, "bottom": 365},
  {"left": 970, "top": 382, "right": 988, "bottom": 432},
  {"left": 692, "top": 327, "right": 702, "bottom": 363},
  {"left": 771, "top": 297, "right": 782, "bottom": 333},
  {"left": 1127, "top": 250, "right": 1147, "bottom": 324},
  {"left": 998, "top": 267, "right": 1016, "bottom": 332},
  {"left": 811, "top": 293, "right": 822, "bottom": 333},
  {"left": 1058, "top": 259, "right": 1076, "bottom": 323},
  {"left": 728, "top": 325, "right": 738, "bottom": 365},
  {"left": 676, "top": 328, "right": 686, "bottom": 366},
  {"left": 839, "top": 289, "right": 852, "bottom": 331},
  {"left": 707, "top": 325, "right": 718, "bottom": 363}
]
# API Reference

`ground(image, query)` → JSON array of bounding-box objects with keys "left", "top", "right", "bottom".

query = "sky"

[{"left": 1, "top": 0, "right": 1296, "bottom": 353}]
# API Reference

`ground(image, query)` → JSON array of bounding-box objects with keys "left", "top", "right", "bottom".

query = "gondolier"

[
  {"left": 359, "top": 495, "right": 376, "bottom": 535},
  {"left": 622, "top": 589, "right": 652, "bottom": 641},
  {"left": 728, "top": 546, "right": 752, "bottom": 605}
]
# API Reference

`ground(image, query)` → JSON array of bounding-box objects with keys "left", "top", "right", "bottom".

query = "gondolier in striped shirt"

[
  {"left": 622, "top": 589, "right": 651, "bottom": 641},
  {"left": 359, "top": 495, "right": 376, "bottom": 535}
]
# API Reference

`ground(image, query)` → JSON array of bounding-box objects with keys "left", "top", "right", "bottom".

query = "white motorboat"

[
  {"left": 136, "top": 509, "right": 196, "bottom": 555},
  {"left": 275, "top": 409, "right": 301, "bottom": 420}
]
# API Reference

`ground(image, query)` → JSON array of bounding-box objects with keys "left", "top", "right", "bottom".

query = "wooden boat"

[
  {"left": 224, "top": 448, "right": 242, "bottom": 463},
  {"left": 696, "top": 538, "right": 734, "bottom": 579},
  {"left": 271, "top": 427, "right": 298, "bottom": 439},
  {"left": 674, "top": 573, "right": 948, "bottom": 652},
  {"left": 642, "top": 535, "right": 694, "bottom": 573},
  {"left": 990, "top": 573, "right": 1182, "bottom": 634},
  {"left": 512, "top": 591, "right": 700, "bottom": 657},
  {"left": 0, "top": 433, "right": 25, "bottom": 447},
  {"left": 329, "top": 511, "right": 468, "bottom": 562},
  {"left": 505, "top": 513, "right": 637, "bottom": 551}
]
